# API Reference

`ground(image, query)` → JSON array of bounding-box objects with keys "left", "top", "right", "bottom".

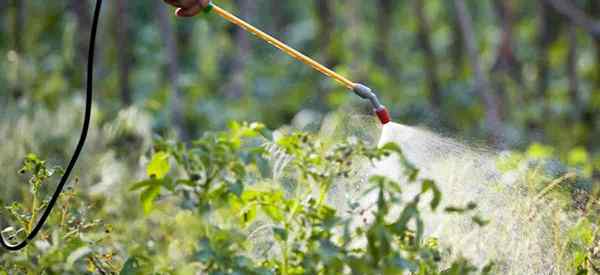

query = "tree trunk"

[
  {"left": 314, "top": 0, "right": 336, "bottom": 67},
  {"left": 11, "top": 0, "right": 25, "bottom": 100},
  {"left": 589, "top": 0, "right": 600, "bottom": 90},
  {"left": 544, "top": 0, "right": 600, "bottom": 40},
  {"left": 270, "top": 0, "right": 289, "bottom": 34},
  {"left": 68, "top": 0, "right": 91, "bottom": 88},
  {"left": 448, "top": 2, "right": 465, "bottom": 78},
  {"left": 225, "top": 0, "right": 254, "bottom": 99},
  {"left": 567, "top": 24, "right": 580, "bottom": 119},
  {"left": 490, "top": 0, "right": 523, "bottom": 120},
  {"left": 116, "top": 0, "right": 132, "bottom": 105},
  {"left": 585, "top": 0, "right": 599, "bottom": 151},
  {"left": 536, "top": 0, "right": 552, "bottom": 101},
  {"left": 312, "top": 0, "right": 337, "bottom": 110},
  {"left": 491, "top": 0, "right": 522, "bottom": 84},
  {"left": 453, "top": 0, "right": 504, "bottom": 145},
  {"left": 414, "top": 0, "right": 442, "bottom": 113},
  {"left": 70, "top": 0, "right": 91, "bottom": 67},
  {"left": 375, "top": 0, "right": 393, "bottom": 70},
  {"left": 346, "top": 0, "right": 366, "bottom": 80},
  {"left": 157, "top": 3, "right": 189, "bottom": 140}
]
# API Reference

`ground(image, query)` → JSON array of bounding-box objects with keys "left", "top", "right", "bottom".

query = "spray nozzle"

[{"left": 353, "top": 84, "right": 391, "bottom": 124}]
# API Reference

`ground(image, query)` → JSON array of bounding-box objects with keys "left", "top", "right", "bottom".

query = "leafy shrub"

[
  {"left": 0, "top": 154, "right": 119, "bottom": 274},
  {"left": 126, "top": 122, "right": 492, "bottom": 274}
]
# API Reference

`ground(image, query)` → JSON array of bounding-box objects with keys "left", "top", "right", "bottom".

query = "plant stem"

[
  {"left": 28, "top": 192, "right": 38, "bottom": 233},
  {"left": 282, "top": 240, "right": 289, "bottom": 275}
]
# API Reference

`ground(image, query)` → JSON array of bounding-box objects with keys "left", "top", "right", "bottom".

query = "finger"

[{"left": 175, "top": 6, "right": 202, "bottom": 17}]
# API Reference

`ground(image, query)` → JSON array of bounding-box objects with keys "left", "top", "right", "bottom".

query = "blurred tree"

[
  {"left": 590, "top": 0, "right": 600, "bottom": 89},
  {"left": 345, "top": 0, "right": 367, "bottom": 80},
  {"left": 157, "top": 2, "right": 188, "bottom": 140},
  {"left": 447, "top": 2, "right": 466, "bottom": 78},
  {"left": 115, "top": 0, "right": 133, "bottom": 105},
  {"left": 544, "top": 0, "right": 599, "bottom": 149},
  {"left": 224, "top": 0, "right": 254, "bottom": 99},
  {"left": 454, "top": 0, "right": 504, "bottom": 145},
  {"left": 10, "top": 0, "right": 25, "bottom": 100},
  {"left": 269, "top": 0, "right": 290, "bottom": 34},
  {"left": 314, "top": 0, "right": 337, "bottom": 68},
  {"left": 68, "top": 0, "right": 90, "bottom": 87},
  {"left": 375, "top": 0, "right": 395, "bottom": 71},
  {"left": 535, "top": 0, "right": 554, "bottom": 110},
  {"left": 585, "top": 0, "right": 600, "bottom": 151},
  {"left": 312, "top": 0, "right": 338, "bottom": 110},
  {"left": 567, "top": 23, "right": 580, "bottom": 120},
  {"left": 490, "top": 0, "right": 523, "bottom": 120},
  {"left": 544, "top": 0, "right": 600, "bottom": 40},
  {"left": 491, "top": 0, "right": 523, "bottom": 84},
  {"left": 413, "top": 0, "right": 442, "bottom": 114}
]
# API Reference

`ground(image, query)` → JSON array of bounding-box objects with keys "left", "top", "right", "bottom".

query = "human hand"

[{"left": 163, "top": 0, "right": 210, "bottom": 17}]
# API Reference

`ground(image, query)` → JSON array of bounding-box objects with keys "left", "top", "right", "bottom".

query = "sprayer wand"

[{"left": 170, "top": 0, "right": 391, "bottom": 124}]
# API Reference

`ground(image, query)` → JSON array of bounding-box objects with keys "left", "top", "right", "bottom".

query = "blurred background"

[
  {"left": 0, "top": 1, "right": 599, "bottom": 271},
  {"left": 0, "top": 0, "right": 599, "bottom": 195}
]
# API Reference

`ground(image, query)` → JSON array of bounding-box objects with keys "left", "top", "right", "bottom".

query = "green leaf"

[
  {"left": 141, "top": 184, "right": 161, "bottom": 215},
  {"left": 147, "top": 152, "right": 171, "bottom": 179},
  {"left": 496, "top": 152, "right": 524, "bottom": 172},
  {"left": 445, "top": 202, "right": 476, "bottom": 214},
  {"left": 568, "top": 147, "right": 589, "bottom": 166},
  {"left": 264, "top": 205, "right": 285, "bottom": 222},
  {"left": 571, "top": 250, "right": 587, "bottom": 269},
  {"left": 527, "top": 143, "right": 554, "bottom": 159},
  {"left": 481, "top": 262, "right": 495, "bottom": 274},
  {"left": 568, "top": 218, "right": 594, "bottom": 245},
  {"left": 241, "top": 206, "right": 257, "bottom": 227},
  {"left": 422, "top": 179, "right": 441, "bottom": 210},
  {"left": 120, "top": 257, "right": 150, "bottom": 275},
  {"left": 130, "top": 179, "right": 159, "bottom": 191},
  {"left": 380, "top": 142, "right": 403, "bottom": 154},
  {"left": 273, "top": 227, "right": 288, "bottom": 241},
  {"left": 471, "top": 215, "right": 490, "bottom": 227},
  {"left": 230, "top": 181, "right": 244, "bottom": 198}
]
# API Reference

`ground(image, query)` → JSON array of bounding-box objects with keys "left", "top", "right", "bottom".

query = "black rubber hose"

[{"left": 0, "top": 0, "right": 102, "bottom": 251}]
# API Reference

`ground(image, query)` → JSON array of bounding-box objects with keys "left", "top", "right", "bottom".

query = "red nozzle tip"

[{"left": 375, "top": 107, "right": 391, "bottom": 124}]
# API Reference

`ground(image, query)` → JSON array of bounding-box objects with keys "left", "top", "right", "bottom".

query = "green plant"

[
  {"left": 0, "top": 154, "right": 119, "bottom": 274},
  {"left": 127, "top": 122, "right": 492, "bottom": 274}
]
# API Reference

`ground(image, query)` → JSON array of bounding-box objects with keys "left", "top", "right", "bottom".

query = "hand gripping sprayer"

[{"left": 165, "top": 0, "right": 392, "bottom": 125}]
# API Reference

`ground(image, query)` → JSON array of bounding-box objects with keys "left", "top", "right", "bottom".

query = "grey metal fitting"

[{"left": 352, "top": 83, "right": 383, "bottom": 110}]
